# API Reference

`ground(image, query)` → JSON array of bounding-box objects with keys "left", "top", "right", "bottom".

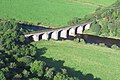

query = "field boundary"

[{"left": 68, "top": 0, "right": 106, "bottom": 7}]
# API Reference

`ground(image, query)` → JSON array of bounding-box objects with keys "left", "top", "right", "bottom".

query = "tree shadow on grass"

[{"left": 36, "top": 48, "right": 101, "bottom": 80}]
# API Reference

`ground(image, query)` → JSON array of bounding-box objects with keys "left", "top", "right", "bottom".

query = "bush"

[
  {"left": 80, "top": 39, "right": 86, "bottom": 44},
  {"left": 91, "top": 22, "right": 101, "bottom": 35},
  {"left": 67, "top": 17, "right": 81, "bottom": 26},
  {"left": 37, "top": 22, "right": 41, "bottom": 25}
]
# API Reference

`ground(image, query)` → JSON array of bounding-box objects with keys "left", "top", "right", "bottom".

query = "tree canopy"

[
  {"left": 68, "top": 1, "right": 120, "bottom": 38},
  {"left": 0, "top": 20, "right": 77, "bottom": 80}
]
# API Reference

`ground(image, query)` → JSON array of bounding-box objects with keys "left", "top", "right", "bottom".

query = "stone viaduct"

[{"left": 25, "top": 22, "right": 92, "bottom": 41}]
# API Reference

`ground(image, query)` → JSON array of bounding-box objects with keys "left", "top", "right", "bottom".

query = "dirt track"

[{"left": 68, "top": 0, "right": 106, "bottom": 7}]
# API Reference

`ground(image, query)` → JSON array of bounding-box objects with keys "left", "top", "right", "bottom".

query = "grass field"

[
  {"left": 0, "top": 0, "right": 116, "bottom": 27},
  {"left": 34, "top": 40, "right": 120, "bottom": 80}
]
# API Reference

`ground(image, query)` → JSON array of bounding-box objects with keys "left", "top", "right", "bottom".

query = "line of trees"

[{"left": 68, "top": 0, "right": 120, "bottom": 38}]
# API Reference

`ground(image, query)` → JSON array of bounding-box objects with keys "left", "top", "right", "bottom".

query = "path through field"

[{"left": 68, "top": 0, "right": 106, "bottom": 7}]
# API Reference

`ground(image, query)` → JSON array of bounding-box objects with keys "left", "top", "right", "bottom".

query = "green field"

[
  {"left": 0, "top": 0, "right": 116, "bottom": 27},
  {"left": 1, "top": 0, "right": 120, "bottom": 80},
  {"left": 35, "top": 40, "right": 120, "bottom": 80}
]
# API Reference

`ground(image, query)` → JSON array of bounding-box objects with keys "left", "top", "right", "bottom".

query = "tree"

[
  {"left": 108, "top": 22, "right": 117, "bottom": 36},
  {"left": 0, "top": 71, "right": 6, "bottom": 80},
  {"left": 30, "top": 60, "right": 45, "bottom": 77},
  {"left": 44, "top": 67, "right": 55, "bottom": 79},
  {"left": 99, "top": 18, "right": 109, "bottom": 36},
  {"left": 53, "top": 72, "right": 68, "bottom": 80},
  {"left": 91, "top": 21, "right": 101, "bottom": 35},
  {"left": 0, "top": 20, "right": 37, "bottom": 79},
  {"left": 22, "top": 69, "right": 30, "bottom": 78},
  {"left": 67, "top": 17, "right": 81, "bottom": 26}
]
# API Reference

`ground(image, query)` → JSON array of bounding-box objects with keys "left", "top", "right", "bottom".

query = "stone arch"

[
  {"left": 32, "top": 34, "right": 39, "bottom": 41},
  {"left": 77, "top": 25, "right": 83, "bottom": 34},
  {"left": 68, "top": 28, "right": 75, "bottom": 40},
  {"left": 69, "top": 28, "right": 75, "bottom": 36},
  {"left": 83, "top": 23, "right": 91, "bottom": 32},
  {"left": 58, "top": 30, "right": 63, "bottom": 40},
  {"left": 51, "top": 31, "right": 59, "bottom": 40},
  {"left": 75, "top": 27, "right": 78, "bottom": 34},
  {"left": 83, "top": 24, "right": 86, "bottom": 32},
  {"left": 42, "top": 33, "right": 49, "bottom": 40},
  {"left": 75, "top": 25, "right": 81, "bottom": 34},
  {"left": 85, "top": 23, "right": 91, "bottom": 30},
  {"left": 48, "top": 32, "right": 53, "bottom": 40},
  {"left": 39, "top": 33, "right": 43, "bottom": 40},
  {"left": 60, "top": 30, "right": 67, "bottom": 40}
]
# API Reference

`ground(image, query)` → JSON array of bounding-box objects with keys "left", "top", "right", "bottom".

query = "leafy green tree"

[
  {"left": 99, "top": 18, "right": 109, "bottom": 36},
  {"left": 108, "top": 22, "right": 117, "bottom": 36},
  {"left": 91, "top": 21, "right": 101, "bottom": 35},
  {"left": 116, "top": 27, "right": 120, "bottom": 37},
  {"left": 0, "top": 71, "right": 6, "bottom": 80},
  {"left": 0, "top": 20, "right": 36, "bottom": 79},
  {"left": 30, "top": 60, "right": 45, "bottom": 77},
  {"left": 67, "top": 17, "right": 81, "bottom": 26},
  {"left": 22, "top": 69, "right": 30, "bottom": 78},
  {"left": 44, "top": 67, "right": 55, "bottom": 79},
  {"left": 13, "top": 73, "right": 22, "bottom": 80},
  {"left": 29, "top": 78, "right": 39, "bottom": 80},
  {"left": 53, "top": 72, "right": 68, "bottom": 80}
]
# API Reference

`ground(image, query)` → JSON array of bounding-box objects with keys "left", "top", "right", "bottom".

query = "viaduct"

[{"left": 25, "top": 22, "right": 92, "bottom": 41}]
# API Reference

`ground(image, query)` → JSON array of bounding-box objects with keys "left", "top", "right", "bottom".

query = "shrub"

[
  {"left": 80, "top": 39, "right": 86, "bottom": 44},
  {"left": 67, "top": 17, "right": 81, "bottom": 26},
  {"left": 91, "top": 22, "right": 101, "bottom": 35},
  {"left": 37, "top": 22, "right": 41, "bottom": 25}
]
